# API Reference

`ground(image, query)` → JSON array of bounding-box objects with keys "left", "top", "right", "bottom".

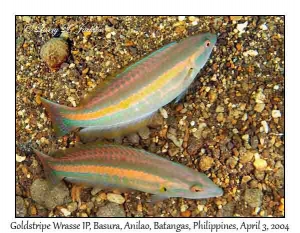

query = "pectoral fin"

[
  {"left": 148, "top": 194, "right": 168, "bottom": 204},
  {"left": 174, "top": 89, "right": 188, "bottom": 103}
]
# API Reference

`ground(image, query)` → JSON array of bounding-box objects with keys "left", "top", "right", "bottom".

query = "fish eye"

[
  {"left": 160, "top": 186, "right": 167, "bottom": 192},
  {"left": 190, "top": 185, "right": 204, "bottom": 192},
  {"left": 205, "top": 40, "right": 211, "bottom": 47}
]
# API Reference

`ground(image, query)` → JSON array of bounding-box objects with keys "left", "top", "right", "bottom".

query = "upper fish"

[
  {"left": 33, "top": 143, "right": 223, "bottom": 201},
  {"left": 40, "top": 33, "right": 217, "bottom": 137}
]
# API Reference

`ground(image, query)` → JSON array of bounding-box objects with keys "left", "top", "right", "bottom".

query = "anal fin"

[{"left": 78, "top": 111, "right": 156, "bottom": 143}]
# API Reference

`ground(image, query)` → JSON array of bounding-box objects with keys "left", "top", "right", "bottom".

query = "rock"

[
  {"left": 180, "top": 204, "right": 188, "bottom": 212},
  {"left": 216, "top": 113, "right": 224, "bottom": 122},
  {"left": 16, "top": 154, "right": 26, "bottom": 163},
  {"left": 254, "top": 103, "right": 265, "bottom": 113},
  {"left": 274, "top": 167, "right": 284, "bottom": 187},
  {"left": 241, "top": 176, "right": 252, "bottom": 184},
  {"left": 107, "top": 193, "right": 125, "bottom": 204},
  {"left": 67, "top": 202, "right": 78, "bottom": 212},
  {"left": 254, "top": 170, "right": 265, "bottom": 181},
  {"left": 60, "top": 208, "right": 71, "bottom": 216},
  {"left": 250, "top": 136, "right": 259, "bottom": 149},
  {"left": 149, "top": 113, "right": 164, "bottom": 128},
  {"left": 253, "top": 158, "right": 267, "bottom": 171},
  {"left": 242, "top": 134, "right": 249, "bottom": 141},
  {"left": 181, "top": 210, "right": 191, "bottom": 217},
  {"left": 243, "top": 50, "right": 258, "bottom": 57},
  {"left": 261, "top": 121, "right": 269, "bottom": 133},
  {"left": 168, "top": 146, "right": 180, "bottom": 156},
  {"left": 230, "top": 16, "right": 242, "bottom": 21},
  {"left": 91, "top": 187, "right": 102, "bottom": 196},
  {"left": 16, "top": 196, "right": 27, "bottom": 217},
  {"left": 40, "top": 38, "right": 69, "bottom": 71},
  {"left": 216, "top": 105, "right": 225, "bottom": 113},
  {"left": 187, "top": 138, "right": 202, "bottom": 155},
  {"left": 96, "top": 202, "right": 126, "bottom": 217},
  {"left": 208, "top": 90, "right": 218, "bottom": 103},
  {"left": 138, "top": 127, "right": 150, "bottom": 139},
  {"left": 167, "top": 132, "right": 183, "bottom": 148},
  {"left": 244, "top": 189, "right": 263, "bottom": 208},
  {"left": 260, "top": 23, "right": 268, "bottom": 30},
  {"left": 22, "top": 16, "right": 31, "bottom": 23},
  {"left": 240, "top": 151, "right": 254, "bottom": 164},
  {"left": 221, "top": 202, "right": 235, "bottom": 217},
  {"left": 127, "top": 133, "right": 140, "bottom": 144},
  {"left": 237, "top": 21, "right": 248, "bottom": 35},
  {"left": 226, "top": 157, "right": 238, "bottom": 169},
  {"left": 30, "top": 179, "right": 70, "bottom": 210},
  {"left": 199, "top": 156, "right": 214, "bottom": 171},
  {"left": 178, "top": 16, "right": 186, "bottom": 21},
  {"left": 272, "top": 110, "right": 281, "bottom": 118},
  {"left": 255, "top": 91, "right": 266, "bottom": 103},
  {"left": 159, "top": 108, "right": 168, "bottom": 119}
]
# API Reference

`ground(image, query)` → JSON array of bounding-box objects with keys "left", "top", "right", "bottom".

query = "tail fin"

[
  {"left": 32, "top": 148, "right": 63, "bottom": 186},
  {"left": 40, "top": 97, "right": 75, "bottom": 136}
]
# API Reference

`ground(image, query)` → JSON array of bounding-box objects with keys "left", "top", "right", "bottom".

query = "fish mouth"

[
  {"left": 211, "top": 187, "right": 224, "bottom": 197},
  {"left": 201, "top": 186, "right": 223, "bottom": 198},
  {"left": 208, "top": 33, "right": 217, "bottom": 46}
]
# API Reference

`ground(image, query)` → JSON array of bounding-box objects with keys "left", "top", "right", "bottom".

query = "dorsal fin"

[
  {"left": 79, "top": 41, "right": 177, "bottom": 107},
  {"left": 79, "top": 75, "right": 118, "bottom": 106},
  {"left": 50, "top": 142, "right": 110, "bottom": 158}
]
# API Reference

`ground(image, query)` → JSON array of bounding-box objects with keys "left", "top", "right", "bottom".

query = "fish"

[
  {"left": 40, "top": 33, "right": 217, "bottom": 138},
  {"left": 33, "top": 143, "right": 223, "bottom": 201}
]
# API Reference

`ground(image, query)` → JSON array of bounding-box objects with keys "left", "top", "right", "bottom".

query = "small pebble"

[
  {"left": 242, "top": 176, "right": 252, "bottom": 184},
  {"left": 16, "top": 154, "right": 26, "bottom": 163},
  {"left": 244, "top": 189, "right": 263, "bottom": 208},
  {"left": 253, "top": 158, "right": 268, "bottom": 171},
  {"left": 242, "top": 134, "right": 249, "bottom": 141},
  {"left": 259, "top": 24, "right": 268, "bottom": 30},
  {"left": 240, "top": 151, "right": 254, "bottom": 164},
  {"left": 237, "top": 21, "right": 248, "bottom": 35},
  {"left": 60, "top": 208, "right": 71, "bottom": 216},
  {"left": 40, "top": 38, "right": 69, "bottom": 71},
  {"left": 216, "top": 105, "right": 225, "bottom": 113},
  {"left": 159, "top": 108, "right": 168, "bottom": 119},
  {"left": 261, "top": 121, "right": 269, "bottom": 133},
  {"left": 255, "top": 91, "right": 266, "bottom": 104},
  {"left": 181, "top": 210, "right": 191, "bottom": 217},
  {"left": 107, "top": 193, "right": 125, "bottom": 204},
  {"left": 199, "top": 156, "right": 214, "bottom": 171},
  {"left": 254, "top": 103, "right": 265, "bottom": 113},
  {"left": 22, "top": 16, "right": 31, "bottom": 23},
  {"left": 91, "top": 187, "right": 102, "bottom": 196},
  {"left": 272, "top": 110, "right": 281, "bottom": 118},
  {"left": 180, "top": 204, "right": 188, "bottom": 212},
  {"left": 138, "top": 127, "right": 150, "bottom": 140},
  {"left": 178, "top": 16, "right": 186, "bottom": 21},
  {"left": 67, "top": 202, "right": 78, "bottom": 212},
  {"left": 243, "top": 50, "right": 258, "bottom": 57}
]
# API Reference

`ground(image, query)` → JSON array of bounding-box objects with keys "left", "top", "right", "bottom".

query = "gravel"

[
  {"left": 16, "top": 196, "right": 27, "bottom": 217},
  {"left": 16, "top": 16, "right": 284, "bottom": 217}
]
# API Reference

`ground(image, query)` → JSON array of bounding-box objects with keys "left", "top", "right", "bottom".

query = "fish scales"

[
  {"left": 40, "top": 33, "right": 217, "bottom": 137},
  {"left": 34, "top": 143, "right": 223, "bottom": 200}
]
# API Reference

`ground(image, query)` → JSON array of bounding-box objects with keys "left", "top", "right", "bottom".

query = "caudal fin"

[
  {"left": 40, "top": 97, "right": 75, "bottom": 136},
  {"left": 32, "top": 148, "right": 63, "bottom": 186}
]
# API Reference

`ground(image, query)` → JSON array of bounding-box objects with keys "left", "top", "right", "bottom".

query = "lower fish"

[{"left": 33, "top": 143, "right": 223, "bottom": 201}]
